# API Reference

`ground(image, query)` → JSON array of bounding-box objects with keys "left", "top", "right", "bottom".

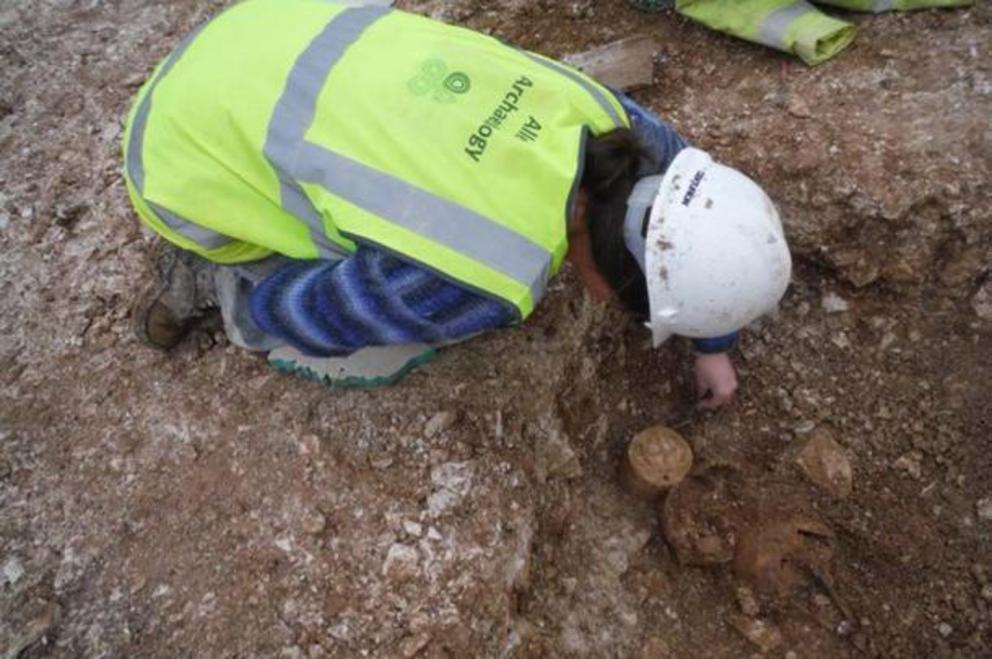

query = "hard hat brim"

[{"left": 643, "top": 148, "right": 715, "bottom": 347}]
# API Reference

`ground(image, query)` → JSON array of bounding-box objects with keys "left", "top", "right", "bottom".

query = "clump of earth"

[{"left": 622, "top": 425, "right": 693, "bottom": 499}]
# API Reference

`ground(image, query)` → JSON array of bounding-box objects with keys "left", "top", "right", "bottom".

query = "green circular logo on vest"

[
  {"left": 443, "top": 72, "right": 471, "bottom": 95},
  {"left": 408, "top": 58, "right": 471, "bottom": 104}
]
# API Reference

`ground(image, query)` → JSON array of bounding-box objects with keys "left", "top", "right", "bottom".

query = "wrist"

[{"left": 691, "top": 332, "right": 738, "bottom": 354}]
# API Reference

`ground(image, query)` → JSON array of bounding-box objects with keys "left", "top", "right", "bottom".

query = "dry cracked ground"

[{"left": 1, "top": 0, "right": 991, "bottom": 657}]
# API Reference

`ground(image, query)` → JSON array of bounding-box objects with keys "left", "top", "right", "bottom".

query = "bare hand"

[{"left": 694, "top": 352, "right": 738, "bottom": 410}]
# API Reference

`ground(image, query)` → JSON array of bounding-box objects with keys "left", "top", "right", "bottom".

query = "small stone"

[
  {"left": 980, "top": 584, "right": 992, "bottom": 601},
  {"left": 382, "top": 544, "right": 420, "bottom": 581},
  {"left": 328, "top": 620, "right": 352, "bottom": 641},
  {"left": 399, "top": 633, "right": 431, "bottom": 658},
  {"left": 812, "top": 593, "right": 832, "bottom": 608},
  {"left": 735, "top": 585, "right": 760, "bottom": 617},
  {"left": 302, "top": 511, "right": 326, "bottom": 535},
  {"left": 535, "top": 428, "right": 582, "bottom": 482},
  {"left": 937, "top": 622, "right": 953, "bottom": 638},
  {"left": 797, "top": 428, "right": 853, "bottom": 498},
  {"left": 569, "top": 1, "right": 594, "bottom": 18},
  {"left": 831, "top": 332, "right": 851, "bottom": 349},
  {"left": 100, "top": 120, "right": 121, "bottom": 143},
  {"left": 728, "top": 614, "right": 783, "bottom": 652},
  {"left": 794, "top": 420, "right": 816, "bottom": 435},
  {"left": 787, "top": 95, "right": 812, "bottom": 118},
  {"left": 424, "top": 411, "right": 456, "bottom": 438},
  {"left": 54, "top": 202, "right": 88, "bottom": 229},
  {"left": 879, "top": 332, "right": 897, "bottom": 351},
  {"left": 427, "top": 461, "right": 475, "bottom": 516},
  {"left": 638, "top": 637, "right": 672, "bottom": 659},
  {"left": 129, "top": 575, "right": 147, "bottom": 594},
  {"left": 298, "top": 434, "right": 320, "bottom": 456},
  {"left": 2, "top": 556, "right": 25, "bottom": 586},
  {"left": 977, "top": 498, "right": 992, "bottom": 522},
  {"left": 402, "top": 521, "right": 423, "bottom": 538},
  {"left": 893, "top": 451, "right": 923, "bottom": 479},
  {"left": 822, "top": 292, "right": 850, "bottom": 313},
  {"left": 973, "top": 281, "right": 992, "bottom": 321},
  {"left": 369, "top": 452, "right": 394, "bottom": 470}
]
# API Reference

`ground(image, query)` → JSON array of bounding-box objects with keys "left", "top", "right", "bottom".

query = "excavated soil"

[{"left": 1, "top": 1, "right": 991, "bottom": 657}]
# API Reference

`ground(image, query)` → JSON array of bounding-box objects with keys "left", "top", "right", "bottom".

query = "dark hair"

[{"left": 581, "top": 128, "right": 649, "bottom": 317}]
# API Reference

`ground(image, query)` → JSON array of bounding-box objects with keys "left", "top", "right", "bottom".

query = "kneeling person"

[{"left": 124, "top": 0, "right": 791, "bottom": 406}]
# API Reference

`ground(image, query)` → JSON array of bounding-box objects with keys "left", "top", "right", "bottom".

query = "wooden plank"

[{"left": 563, "top": 35, "right": 660, "bottom": 91}]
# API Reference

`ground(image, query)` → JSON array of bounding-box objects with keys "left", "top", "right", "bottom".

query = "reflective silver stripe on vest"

[
  {"left": 146, "top": 201, "right": 232, "bottom": 250},
  {"left": 294, "top": 141, "right": 551, "bottom": 306},
  {"left": 125, "top": 25, "right": 233, "bottom": 251},
  {"left": 522, "top": 52, "right": 625, "bottom": 129},
  {"left": 872, "top": 0, "right": 895, "bottom": 11},
  {"left": 266, "top": 5, "right": 553, "bottom": 306},
  {"left": 263, "top": 5, "right": 390, "bottom": 260},
  {"left": 757, "top": 2, "right": 816, "bottom": 49}
]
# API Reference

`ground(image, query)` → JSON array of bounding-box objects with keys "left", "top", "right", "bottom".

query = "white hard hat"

[{"left": 623, "top": 147, "right": 792, "bottom": 346}]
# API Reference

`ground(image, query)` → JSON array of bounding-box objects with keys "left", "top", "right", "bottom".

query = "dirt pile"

[
  {"left": 662, "top": 469, "right": 740, "bottom": 566},
  {"left": 661, "top": 468, "right": 836, "bottom": 597}
]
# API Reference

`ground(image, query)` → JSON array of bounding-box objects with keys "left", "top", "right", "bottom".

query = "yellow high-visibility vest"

[{"left": 122, "top": 0, "right": 628, "bottom": 319}]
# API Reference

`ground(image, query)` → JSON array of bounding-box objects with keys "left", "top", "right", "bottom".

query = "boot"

[{"left": 131, "top": 240, "right": 218, "bottom": 349}]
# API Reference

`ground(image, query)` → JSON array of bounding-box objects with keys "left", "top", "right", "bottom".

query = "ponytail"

[{"left": 581, "top": 129, "right": 649, "bottom": 317}]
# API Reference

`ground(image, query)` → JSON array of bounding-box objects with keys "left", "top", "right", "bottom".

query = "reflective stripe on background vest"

[
  {"left": 758, "top": 0, "right": 904, "bottom": 39},
  {"left": 816, "top": 0, "right": 897, "bottom": 11},
  {"left": 757, "top": 2, "right": 817, "bottom": 49},
  {"left": 124, "top": 0, "right": 627, "bottom": 317}
]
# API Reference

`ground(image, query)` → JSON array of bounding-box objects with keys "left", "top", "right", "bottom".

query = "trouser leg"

[{"left": 211, "top": 255, "right": 292, "bottom": 353}]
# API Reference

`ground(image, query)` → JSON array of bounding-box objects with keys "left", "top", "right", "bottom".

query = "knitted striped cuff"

[{"left": 692, "top": 332, "right": 738, "bottom": 354}]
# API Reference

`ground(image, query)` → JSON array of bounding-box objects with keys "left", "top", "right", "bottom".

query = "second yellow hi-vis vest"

[
  {"left": 675, "top": 0, "right": 973, "bottom": 66},
  {"left": 122, "top": 0, "right": 628, "bottom": 319}
]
